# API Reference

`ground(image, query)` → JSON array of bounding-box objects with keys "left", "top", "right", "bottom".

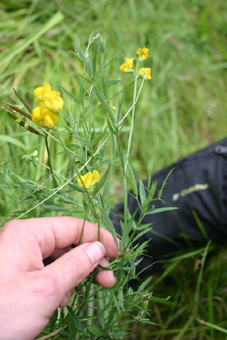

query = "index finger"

[{"left": 4, "top": 217, "right": 118, "bottom": 260}]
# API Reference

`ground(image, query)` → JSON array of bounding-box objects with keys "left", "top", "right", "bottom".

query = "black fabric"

[{"left": 111, "top": 138, "right": 227, "bottom": 275}]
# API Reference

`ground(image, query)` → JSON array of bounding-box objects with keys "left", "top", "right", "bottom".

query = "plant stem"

[
  {"left": 44, "top": 132, "right": 58, "bottom": 188},
  {"left": 97, "top": 217, "right": 101, "bottom": 242},
  {"left": 119, "top": 61, "right": 139, "bottom": 224},
  {"left": 123, "top": 176, "right": 128, "bottom": 226},
  {"left": 124, "top": 61, "right": 139, "bottom": 174},
  {"left": 79, "top": 210, "right": 88, "bottom": 245},
  {"left": 115, "top": 134, "right": 128, "bottom": 224}
]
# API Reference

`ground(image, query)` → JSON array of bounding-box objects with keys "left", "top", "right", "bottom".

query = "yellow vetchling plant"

[
  {"left": 120, "top": 47, "right": 151, "bottom": 80},
  {"left": 136, "top": 47, "right": 149, "bottom": 60},
  {"left": 3, "top": 35, "right": 165, "bottom": 339},
  {"left": 119, "top": 57, "right": 135, "bottom": 73},
  {"left": 138, "top": 67, "right": 151, "bottom": 80},
  {"left": 77, "top": 170, "right": 100, "bottom": 190},
  {"left": 32, "top": 82, "right": 64, "bottom": 129}
]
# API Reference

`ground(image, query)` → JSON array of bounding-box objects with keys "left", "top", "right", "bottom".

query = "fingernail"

[{"left": 85, "top": 241, "right": 106, "bottom": 265}]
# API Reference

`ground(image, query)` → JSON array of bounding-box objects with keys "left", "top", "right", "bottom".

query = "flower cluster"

[
  {"left": 119, "top": 57, "right": 135, "bottom": 73},
  {"left": 138, "top": 67, "right": 151, "bottom": 81},
  {"left": 120, "top": 47, "right": 151, "bottom": 80},
  {"left": 77, "top": 170, "right": 100, "bottom": 190},
  {"left": 32, "top": 82, "right": 64, "bottom": 129}
]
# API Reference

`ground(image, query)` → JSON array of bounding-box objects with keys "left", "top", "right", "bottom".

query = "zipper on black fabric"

[{"left": 215, "top": 146, "right": 227, "bottom": 154}]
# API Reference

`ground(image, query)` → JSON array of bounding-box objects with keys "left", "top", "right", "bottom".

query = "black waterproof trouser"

[{"left": 111, "top": 138, "right": 227, "bottom": 275}]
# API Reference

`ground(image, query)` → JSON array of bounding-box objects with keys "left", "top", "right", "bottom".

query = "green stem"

[
  {"left": 79, "top": 209, "right": 88, "bottom": 245},
  {"left": 44, "top": 132, "right": 58, "bottom": 188},
  {"left": 124, "top": 61, "right": 139, "bottom": 174},
  {"left": 97, "top": 218, "right": 101, "bottom": 242},
  {"left": 116, "top": 134, "right": 128, "bottom": 224},
  {"left": 117, "top": 61, "right": 139, "bottom": 225},
  {"left": 123, "top": 176, "right": 128, "bottom": 226}
]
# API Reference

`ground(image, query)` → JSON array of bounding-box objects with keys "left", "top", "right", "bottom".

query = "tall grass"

[{"left": 0, "top": 0, "right": 227, "bottom": 339}]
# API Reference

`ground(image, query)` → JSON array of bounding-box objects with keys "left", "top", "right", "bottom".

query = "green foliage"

[
  {"left": 1, "top": 31, "right": 162, "bottom": 339},
  {"left": 0, "top": 1, "right": 227, "bottom": 339}
]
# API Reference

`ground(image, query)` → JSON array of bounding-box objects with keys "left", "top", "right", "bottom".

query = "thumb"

[{"left": 36, "top": 241, "right": 106, "bottom": 303}]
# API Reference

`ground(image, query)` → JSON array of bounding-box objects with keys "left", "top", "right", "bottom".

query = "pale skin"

[{"left": 0, "top": 217, "right": 118, "bottom": 340}]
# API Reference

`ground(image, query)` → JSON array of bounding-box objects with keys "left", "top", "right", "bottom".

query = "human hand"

[{"left": 0, "top": 217, "right": 118, "bottom": 340}]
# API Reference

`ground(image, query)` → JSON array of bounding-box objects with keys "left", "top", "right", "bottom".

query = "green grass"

[{"left": 0, "top": 0, "right": 227, "bottom": 339}]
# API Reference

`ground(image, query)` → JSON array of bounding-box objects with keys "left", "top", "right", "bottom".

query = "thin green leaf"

[
  {"left": 192, "top": 208, "right": 209, "bottom": 240},
  {"left": 158, "top": 168, "right": 174, "bottom": 198},
  {"left": 133, "top": 226, "right": 153, "bottom": 243},
  {"left": 94, "top": 86, "right": 115, "bottom": 124},
  {"left": 194, "top": 240, "right": 212, "bottom": 308},
  {"left": 87, "top": 324, "right": 102, "bottom": 337},
  {"left": 13, "top": 88, "right": 32, "bottom": 113},
  {"left": 79, "top": 78, "right": 84, "bottom": 106},
  {"left": 89, "top": 129, "right": 108, "bottom": 148},
  {"left": 92, "top": 164, "right": 111, "bottom": 196},
  {"left": 74, "top": 34, "right": 90, "bottom": 71},
  {"left": 50, "top": 309, "right": 58, "bottom": 330},
  {"left": 0, "top": 135, "right": 27, "bottom": 150},
  {"left": 67, "top": 306, "right": 84, "bottom": 332},
  {"left": 197, "top": 319, "right": 227, "bottom": 335},
  {"left": 128, "top": 164, "right": 138, "bottom": 197},
  {"left": 41, "top": 204, "right": 68, "bottom": 212},
  {"left": 4, "top": 110, "right": 43, "bottom": 136},
  {"left": 137, "top": 276, "right": 153, "bottom": 292},
  {"left": 139, "top": 180, "right": 146, "bottom": 207},
  {"left": 100, "top": 207, "right": 118, "bottom": 248},
  {"left": 103, "top": 79, "right": 123, "bottom": 85},
  {"left": 92, "top": 42, "right": 98, "bottom": 81},
  {"left": 106, "top": 118, "right": 116, "bottom": 135},
  {"left": 59, "top": 86, "right": 79, "bottom": 104},
  {"left": 86, "top": 32, "right": 101, "bottom": 56},
  {"left": 146, "top": 207, "right": 178, "bottom": 215},
  {"left": 5, "top": 103, "right": 32, "bottom": 120}
]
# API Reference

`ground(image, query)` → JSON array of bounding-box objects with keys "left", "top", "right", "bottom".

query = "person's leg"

[{"left": 111, "top": 138, "right": 227, "bottom": 275}]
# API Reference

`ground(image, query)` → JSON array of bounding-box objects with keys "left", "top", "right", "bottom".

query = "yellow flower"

[
  {"left": 138, "top": 68, "right": 151, "bottom": 80},
  {"left": 31, "top": 106, "right": 59, "bottom": 129},
  {"left": 136, "top": 47, "right": 149, "bottom": 60},
  {"left": 34, "top": 82, "right": 64, "bottom": 113},
  {"left": 34, "top": 82, "right": 51, "bottom": 102},
  {"left": 44, "top": 91, "right": 64, "bottom": 113},
  {"left": 32, "top": 82, "right": 63, "bottom": 129},
  {"left": 31, "top": 107, "right": 43, "bottom": 127},
  {"left": 77, "top": 170, "right": 100, "bottom": 190},
  {"left": 43, "top": 112, "right": 59, "bottom": 130},
  {"left": 120, "top": 57, "right": 135, "bottom": 73}
]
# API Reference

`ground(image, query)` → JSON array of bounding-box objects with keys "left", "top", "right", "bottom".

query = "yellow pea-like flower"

[
  {"left": 43, "top": 112, "right": 59, "bottom": 130},
  {"left": 31, "top": 106, "right": 59, "bottom": 129},
  {"left": 120, "top": 57, "right": 135, "bottom": 73},
  {"left": 32, "top": 82, "right": 64, "bottom": 129},
  {"left": 136, "top": 47, "right": 149, "bottom": 60},
  {"left": 31, "top": 106, "right": 44, "bottom": 127},
  {"left": 44, "top": 91, "right": 64, "bottom": 113},
  {"left": 34, "top": 82, "right": 51, "bottom": 103},
  {"left": 138, "top": 68, "right": 151, "bottom": 80},
  {"left": 77, "top": 170, "right": 100, "bottom": 190}
]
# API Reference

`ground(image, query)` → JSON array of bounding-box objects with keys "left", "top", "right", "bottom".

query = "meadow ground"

[{"left": 0, "top": 0, "right": 227, "bottom": 339}]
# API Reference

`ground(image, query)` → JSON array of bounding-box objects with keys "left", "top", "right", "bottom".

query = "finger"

[
  {"left": 43, "top": 248, "right": 69, "bottom": 266},
  {"left": 59, "top": 291, "right": 72, "bottom": 308},
  {"left": 48, "top": 248, "right": 69, "bottom": 261},
  {"left": 36, "top": 217, "right": 118, "bottom": 258},
  {"left": 2, "top": 218, "right": 118, "bottom": 266},
  {"left": 94, "top": 258, "right": 117, "bottom": 288},
  {"left": 59, "top": 257, "right": 117, "bottom": 307},
  {"left": 45, "top": 252, "right": 117, "bottom": 288},
  {"left": 41, "top": 241, "right": 106, "bottom": 299}
]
